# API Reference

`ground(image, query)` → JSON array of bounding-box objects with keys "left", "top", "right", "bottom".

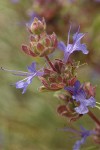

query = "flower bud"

[
  {"left": 30, "top": 17, "right": 46, "bottom": 35},
  {"left": 22, "top": 17, "right": 58, "bottom": 57},
  {"left": 39, "top": 32, "right": 58, "bottom": 57}
]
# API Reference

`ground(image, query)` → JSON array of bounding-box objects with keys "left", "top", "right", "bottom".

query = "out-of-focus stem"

[
  {"left": 88, "top": 110, "right": 100, "bottom": 126},
  {"left": 45, "top": 55, "right": 56, "bottom": 71}
]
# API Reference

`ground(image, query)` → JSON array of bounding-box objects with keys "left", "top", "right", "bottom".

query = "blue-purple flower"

[
  {"left": 62, "top": 126, "right": 95, "bottom": 150},
  {"left": 58, "top": 26, "right": 88, "bottom": 62},
  {"left": 65, "top": 80, "right": 96, "bottom": 114},
  {"left": 73, "top": 126, "right": 95, "bottom": 150},
  {"left": 15, "top": 62, "right": 44, "bottom": 94},
  {"left": 1, "top": 62, "right": 43, "bottom": 94}
]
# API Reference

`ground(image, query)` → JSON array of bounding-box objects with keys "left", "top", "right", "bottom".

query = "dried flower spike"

[{"left": 22, "top": 18, "right": 58, "bottom": 57}]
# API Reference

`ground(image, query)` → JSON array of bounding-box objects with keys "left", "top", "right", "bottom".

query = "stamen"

[
  {"left": 96, "top": 102, "right": 100, "bottom": 105},
  {"left": 67, "top": 25, "right": 71, "bottom": 45},
  {"left": 1, "top": 67, "right": 28, "bottom": 74},
  {"left": 95, "top": 105, "right": 100, "bottom": 110},
  {"left": 0, "top": 67, "right": 33, "bottom": 76}
]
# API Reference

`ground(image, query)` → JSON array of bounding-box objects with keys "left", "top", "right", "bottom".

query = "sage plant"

[{"left": 1, "top": 17, "right": 100, "bottom": 150}]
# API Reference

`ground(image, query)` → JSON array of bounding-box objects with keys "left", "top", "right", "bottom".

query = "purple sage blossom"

[
  {"left": 65, "top": 80, "right": 96, "bottom": 114},
  {"left": 73, "top": 126, "right": 95, "bottom": 150},
  {"left": 1, "top": 62, "right": 44, "bottom": 94},
  {"left": 58, "top": 26, "right": 88, "bottom": 62},
  {"left": 62, "top": 126, "right": 95, "bottom": 150}
]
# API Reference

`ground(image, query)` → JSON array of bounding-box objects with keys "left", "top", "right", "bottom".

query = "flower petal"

[
  {"left": 15, "top": 81, "right": 25, "bottom": 89},
  {"left": 75, "top": 102, "right": 89, "bottom": 114},
  {"left": 73, "top": 33, "right": 85, "bottom": 43},
  {"left": 85, "top": 97, "right": 96, "bottom": 107},
  {"left": 15, "top": 81, "right": 28, "bottom": 94},
  {"left": 58, "top": 41, "right": 67, "bottom": 51},
  {"left": 27, "top": 62, "right": 36, "bottom": 73},
  {"left": 64, "top": 86, "right": 75, "bottom": 93},
  {"left": 73, "top": 43, "right": 88, "bottom": 54},
  {"left": 73, "top": 137, "right": 86, "bottom": 150}
]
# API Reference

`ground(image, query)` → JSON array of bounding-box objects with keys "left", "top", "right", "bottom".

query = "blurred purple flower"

[
  {"left": 58, "top": 26, "right": 88, "bottom": 62},
  {"left": 62, "top": 126, "right": 95, "bottom": 150},
  {"left": 68, "top": 0, "right": 76, "bottom": 3},
  {"left": 11, "top": 0, "right": 20, "bottom": 3},
  {"left": 1, "top": 62, "right": 43, "bottom": 94},
  {"left": 15, "top": 62, "right": 43, "bottom": 94},
  {"left": 65, "top": 80, "right": 96, "bottom": 114},
  {"left": 95, "top": 0, "right": 100, "bottom": 2},
  {"left": 73, "top": 126, "right": 95, "bottom": 150}
]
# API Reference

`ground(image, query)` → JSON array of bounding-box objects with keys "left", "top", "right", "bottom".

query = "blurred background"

[{"left": 0, "top": 0, "right": 100, "bottom": 149}]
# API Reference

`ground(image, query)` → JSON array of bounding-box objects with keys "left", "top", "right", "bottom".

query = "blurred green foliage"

[{"left": 0, "top": 0, "right": 100, "bottom": 149}]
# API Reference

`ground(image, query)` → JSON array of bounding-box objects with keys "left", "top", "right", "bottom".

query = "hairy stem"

[
  {"left": 45, "top": 55, "right": 56, "bottom": 71},
  {"left": 88, "top": 110, "right": 100, "bottom": 126}
]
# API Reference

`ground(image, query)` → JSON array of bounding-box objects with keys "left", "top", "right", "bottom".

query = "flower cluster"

[
  {"left": 64, "top": 80, "right": 96, "bottom": 114},
  {"left": 22, "top": 17, "right": 57, "bottom": 57},
  {"left": 1, "top": 17, "right": 100, "bottom": 149}
]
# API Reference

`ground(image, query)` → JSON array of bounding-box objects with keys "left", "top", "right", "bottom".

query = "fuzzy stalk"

[
  {"left": 45, "top": 55, "right": 56, "bottom": 71},
  {"left": 88, "top": 110, "right": 100, "bottom": 126}
]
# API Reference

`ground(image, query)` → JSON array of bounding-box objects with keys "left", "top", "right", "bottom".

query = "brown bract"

[
  {"left": 83, "top": 82, "right": 96, "bottom": 97},
  {"left": 39, "top": 59, "right": 77, "bottom": 91},
  {"left": 21, "top": 18, "right": 58, "bottom": 57},
  {"left": 57, "top": 103, "right": 83, "bottom": 122}
]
